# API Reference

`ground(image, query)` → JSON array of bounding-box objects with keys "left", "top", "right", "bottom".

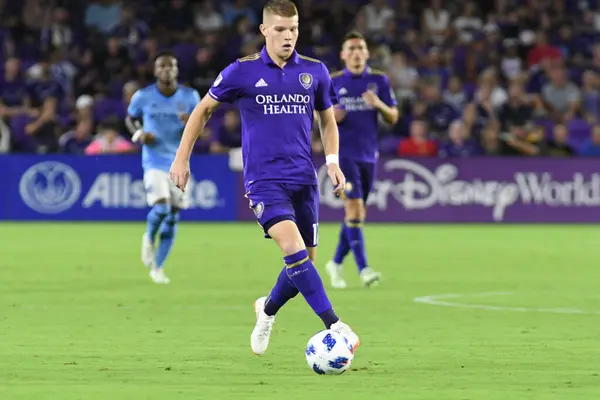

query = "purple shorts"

[
  {"left": 340, "top": 158, "right": 376, "bottom": 202},
  {"left": 246, "top": 181, "right": 319, "bottom": 247}
]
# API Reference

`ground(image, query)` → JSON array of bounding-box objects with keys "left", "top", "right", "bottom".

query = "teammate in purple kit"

[
  {"left": 325, "top": 32, "right": 399, "bottom": 289},
  {"left": 169, "top": 0, "right": 359, "bottom": 356}
]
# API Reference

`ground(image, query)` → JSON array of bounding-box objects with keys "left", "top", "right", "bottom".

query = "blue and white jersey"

[{"left": 128, "top": 84, "right": 200, "bottom": 172}]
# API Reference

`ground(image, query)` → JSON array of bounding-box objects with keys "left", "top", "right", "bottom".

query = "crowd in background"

[{"left": 2, "top": 0, "right": 600, "bottom": 157}]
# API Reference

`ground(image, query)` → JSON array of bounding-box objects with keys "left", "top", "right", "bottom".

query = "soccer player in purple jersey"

[
  {"left": 325, "top": 32, "right": 399, "bottom": 289},
  {"left": 169, "top": 0, "right": 359, "bottom": 356}
]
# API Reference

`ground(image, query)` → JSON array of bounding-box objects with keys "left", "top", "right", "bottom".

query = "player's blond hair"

[{"left": 263, "top": 0, "right": 298, "bottom": 19}]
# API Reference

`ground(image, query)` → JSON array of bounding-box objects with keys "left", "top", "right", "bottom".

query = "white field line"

[{"left": 413, "top": 292, "right": 600, "bottom": 316}]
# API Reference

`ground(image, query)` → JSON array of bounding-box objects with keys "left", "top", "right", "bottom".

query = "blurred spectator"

[
  {"left": 190, "top": 47, "right": 222, "bottom": 96},
  {"left": 226, "top": 15, "right": 260, "bottom": 59},
  {"left": 22, "top": 0, "right": 46, "bottom": 33},
  {"left": 461, "top": 103, "right": 480, "bottom": 137},
  {"left": 210, "top": 110, "right": 241, "bottom": 154},
  {"left": 41, "top": 7, "right": 75, "bottom": 54},
  {"left": 547, "top": 124, "right": 575, "bottom": 157},
  {"left": 361, "top": 0, "right": 395, "bottom": 35},
  {"left": 554, "top": 24, "right": 577, "bottom": 59},
  {"left": 580, "top": 70, "right": 600, "bottom": 123},
  {"left": 97, "top": 36, "right": 132, "bottom": 92},
  {"left": 475, "top": 69, "right": 507, "bottom": 109},
  {"left": 481, "top": 125, "right": 501, "bottom": 156},
  {"left": 85, "top": 120, "right": 135, "bottom": 155},
  {"left": 386, "top": 52, "right": 418, "bottom": 106},
  {"left": 422, "top": 0, "right": 451, "bottom": 45},
  {"left": 328, "top": 0, "right": 358, "bottom": 43},
  {"left": 398, "top": 120, "right": 437, "bottom": 157},
  {"left": 59, "top": 118, "right": 93, "bottom": 154},
  {"left": 500, "top": 39, "right": 522, "bottom": 81},
  {"left": 443, "top": 75, "right": 467, "bottom": 111},
  {"left": 419, "top": 47, "right": 452, "bottom": 90},
  {"left": 498, "top": 81, "right": 534, "bottom": 131},
  {"left": 541, "top": 65, "right": 580, "bottom": 122},
  {"left": 109, "top": 5, "right": 150, "bottom": 52},
  {"left": 527, "top": 31, "right": 562, "bottom": 68},
  {"left": 454, "top": 1, "right": 482, "bottom": 44},
  {"left": 75, "top": 94, "right": 94, "bottom": 121},
  {"left": 161, "top": 0, "right": 195, "bottom": 40},
  {"left": 17, "top": 61, "right": 62, "bottom": 153},
  {"left": 414, "top": 80, "right": 459, "bottom": 136},
  {"left": 194, "top": 0, "right": 224, "bottom": 33},
  {"left": 438, "top": 120, "right": 481, "bottom": 157},
  {"left": 579, "top": 125, "right": 600, "bottom": 157},
  {"left": 222, "top": 0, "right": 257, "bottom": 27},
  {"left": 500, "top": 125, "right": 544, "bottom": 156},
  {"left": 0, "top": 57, "right": 31, "bottom": 120},
  {"left": 85, "top": 0, "right": 122, "bottom": 34}
]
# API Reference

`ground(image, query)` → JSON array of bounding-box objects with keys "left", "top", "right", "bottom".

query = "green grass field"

[{"left": 2, "top": 223, "right": 600, "bottom": 399}]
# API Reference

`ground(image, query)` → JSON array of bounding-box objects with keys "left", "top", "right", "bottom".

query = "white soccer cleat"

[
  {"left": 141, "top": 233, "right": 156, "bottom": 269},
  {"left": 330, "top": 320, "right": 360, "bottom": 353},
  {"left": 360, "top": 267, "right": 381, "bottom": 288},
  {"left": 149, "top": 268, "right": 170, "bottom": 284},
  {"left": 251, "top": 296, "right": 275, "bottom": 355},
  {"left": 325, "top": 260, "right": 347, "bottom": 289}
]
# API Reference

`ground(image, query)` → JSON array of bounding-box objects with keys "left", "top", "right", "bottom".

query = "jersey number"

[{"left": 313, "top": 223, "right": 319, "bottom": 246}]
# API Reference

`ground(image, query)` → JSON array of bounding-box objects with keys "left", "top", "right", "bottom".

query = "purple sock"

[
  {"left": 264, "top": 267, "right": 299, "bottom": 316},
  {"left": 346, "top": 219, "right": 368, "bottom": 272},
  {"left": 332, "top": 223, "right": 350, "bottom": 264},
  {"left": 284, "top": 250, "right": 338, "bottom": 327}
]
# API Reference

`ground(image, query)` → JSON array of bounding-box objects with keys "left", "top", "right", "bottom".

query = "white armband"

[{"left": 325, "top": 154, "right": 339, "bottom": 165}]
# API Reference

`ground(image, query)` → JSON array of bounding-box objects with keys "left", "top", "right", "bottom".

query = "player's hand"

[
  {"left": 178, "top": 112, "right": 191, "bottom": 123},
  {"left": 327, "top": 163, "right": 346, "bottom": 197},
  {"left": 170, "top": 158, "right": 190, "bottom": 192},
  {"left": 132, "top": 132, "right": 156, "bottom": 145},
  {"left": 362, "top": 90, "right": 383, "bottom": 109}
]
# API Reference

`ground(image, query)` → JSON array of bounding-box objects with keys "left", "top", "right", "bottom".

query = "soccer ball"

[{"left": 305, "top": 329, "right": 354, "bottom": 375}]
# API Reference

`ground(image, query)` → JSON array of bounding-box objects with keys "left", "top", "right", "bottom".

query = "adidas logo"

[
  {"left": 338, "top": 88, "right": 348, "bottom": 95},
  {"left": 255, "top": 78, "right": 268, "bottom": 87}
]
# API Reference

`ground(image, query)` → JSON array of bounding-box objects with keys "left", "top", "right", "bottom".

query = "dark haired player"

[
  {"left": 126, "top": 52, "right": 200, "bottom": 284},
  {"left": 325, "top": 32, "right": 399, "bottom": 289},
  {"left": 170, "top": 0, "right": 359, "bottom": 356}
]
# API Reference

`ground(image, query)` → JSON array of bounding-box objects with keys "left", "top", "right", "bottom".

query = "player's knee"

[
  {"left": 165, "top": 209, "right": 180, "bottom": 224},
  {"left": 345, "top": 199, "right": 365, "bottom": 221},
  {"left": 159, "top": 212, "right": 178, "bottom": 239},
  {"left": 151, "top": 202, "right": 170, "bottom": 217},
  {"left": 268, "top": 219, "right": 306, "bottom": 256},
  {"left": 279, "top": 238, "right": 305, "bottom": 256}
]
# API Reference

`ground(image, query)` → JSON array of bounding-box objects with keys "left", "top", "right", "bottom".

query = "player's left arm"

[
  {"left": 315, "top": 63, "right": 345, "bottom": 196},
  {"left": 318, "top": 106, "right": 345, "bottom": 196},
  {"left": 362, "top": 75, "right": 400, "bottom": 125},
  {"left": 126, "top": 89, "right": 155, "bottom": 145}
]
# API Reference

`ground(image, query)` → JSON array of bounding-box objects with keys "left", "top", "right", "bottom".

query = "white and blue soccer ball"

[{"left": 305, "top": 329, "right": 354, "bottom": 375}]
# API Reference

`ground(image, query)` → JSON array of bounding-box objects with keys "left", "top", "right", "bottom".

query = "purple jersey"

[
  {"left": 209, "top": 47, "right": 337, "bottom": 189},
  {"left": 331, "top": 67, "right": 397, "bottom": 163}
]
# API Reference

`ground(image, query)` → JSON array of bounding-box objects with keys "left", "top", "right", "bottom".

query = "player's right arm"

[
  {"left": 126, "top": 89, "right": 155, "bottom": 145},
  {"left": 170, "top": 63, "right": 241, "bottom": 191},
  {"left": 316, "top": 63, "right": 345, "bottom": 197}
]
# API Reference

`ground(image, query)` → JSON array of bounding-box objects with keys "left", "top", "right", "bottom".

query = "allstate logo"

[{"left": 19, "top": 161, "right": 81, "bottom": 214}]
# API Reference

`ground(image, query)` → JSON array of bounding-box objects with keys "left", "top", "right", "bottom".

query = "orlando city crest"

[
  {"left": 253, "top": 202, "right": 265, "bottom": 218},
  {"left": 367, "top": 82, "right": 378, "bottom": 93},
  {"left": 299, "top": 73, "right": 313, "bottom": 89}
]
